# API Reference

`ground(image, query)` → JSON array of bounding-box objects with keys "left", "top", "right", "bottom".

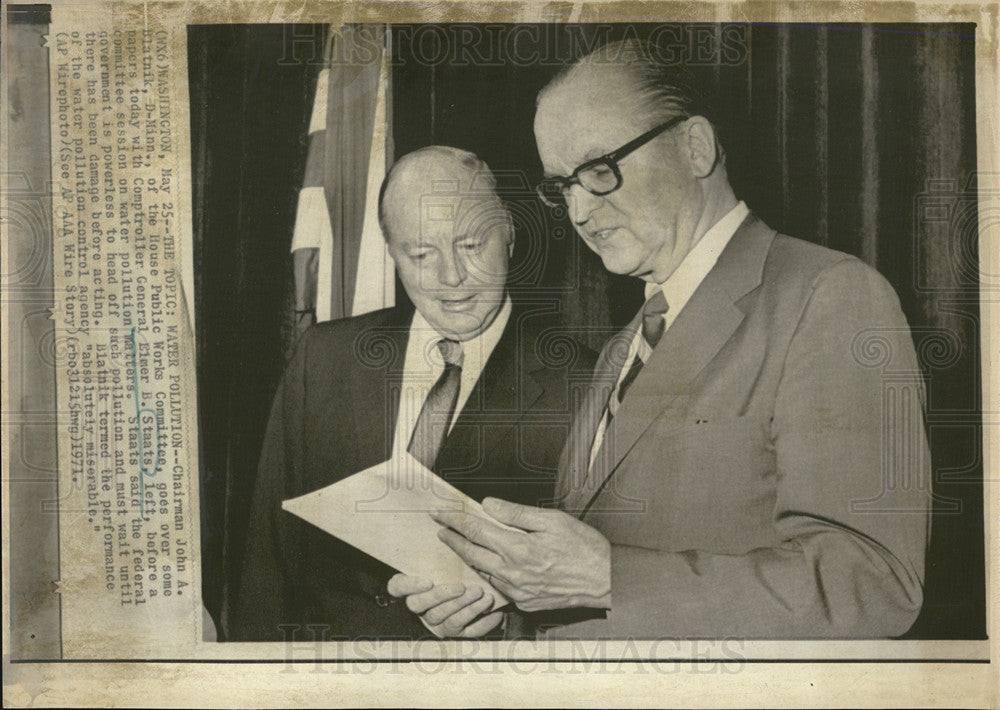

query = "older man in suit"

[
  {"left": 415, "top": 41, "right": 931, "bottom": 639},
  {"left": 229, "top": 146, "right": 594, "bottom": 641}
]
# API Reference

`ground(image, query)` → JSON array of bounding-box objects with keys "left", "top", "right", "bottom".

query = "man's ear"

[{"left": 680, "top": 116, "right": 719, "bottom": 179}]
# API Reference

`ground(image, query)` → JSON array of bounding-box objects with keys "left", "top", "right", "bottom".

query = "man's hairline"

[
  {"left": 535, "top": 62, "right": 726, "bottom": 175},
  {"left": 537, "top": 61, "right": 692, "bottom": 128}
]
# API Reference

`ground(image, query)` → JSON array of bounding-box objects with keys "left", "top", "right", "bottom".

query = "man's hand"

[
  {"left": 431, "top": 497, "right": 611, "bottom": 612},
  {"left": 386, "top": 574, "right": 503, "bottom": 638}
]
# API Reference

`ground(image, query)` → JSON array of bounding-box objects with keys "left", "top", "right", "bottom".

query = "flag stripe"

[
  {"left": 301, "top": 129, "right": 327, "bottom": 189},
  {"left": 351, "top": 46, "right": 395, "bottom": 315},
  {"left": 290, "top": 186, "right": 332, "bottom": 252},
  {"left": 308, "top": 68, "right": 329, "bottom": 135}
]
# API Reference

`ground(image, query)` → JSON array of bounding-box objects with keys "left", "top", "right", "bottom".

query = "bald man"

[{"left": 229, "top": 147, "right": 594, "bottom": 641}]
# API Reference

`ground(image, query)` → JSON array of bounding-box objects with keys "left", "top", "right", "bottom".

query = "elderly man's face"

[
  {"left": 534, "top": 66, "right": 701, "bottom": 283},
  {"left": 383, "top": 177, "right": 512, "bottom": 342}
]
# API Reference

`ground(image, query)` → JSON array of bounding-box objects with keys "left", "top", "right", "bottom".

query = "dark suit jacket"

[
  {"left": 229, "top": 304, "right": 595, "bottom": 641},
  {"left": 544, "top": 214, "right": 930, "bottom": 639}
]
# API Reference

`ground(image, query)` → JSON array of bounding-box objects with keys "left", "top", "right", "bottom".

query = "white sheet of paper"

[{"left": 281, "top": 453, "right": 515, "bottom": 611}]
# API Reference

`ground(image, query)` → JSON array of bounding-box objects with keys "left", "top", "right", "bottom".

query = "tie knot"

[
  {"left": 643, "top": 289, "right": 669, "bottom": 317},
  {"left": 641, "top": 290, "right": 669, "bottom": 348},
  {"left": 437, "top": 339, "right": 464, "bottom": 367}
]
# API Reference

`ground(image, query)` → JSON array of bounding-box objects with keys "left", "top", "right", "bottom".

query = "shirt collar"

[
  {"left": 645, "top": 201, "right": 750, "bottom": 311},
  {"left": 409, "top": 295, "right": 512, "bottom": 374}
]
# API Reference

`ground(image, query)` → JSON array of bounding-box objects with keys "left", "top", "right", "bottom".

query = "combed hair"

[{"left": 540, "top": 39, "right": 722, "bottom": 147}]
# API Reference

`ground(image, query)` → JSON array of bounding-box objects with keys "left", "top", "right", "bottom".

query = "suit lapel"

[
  {"left": 572, "top": 214, "right": 776, "bottom": 516},
  {"left": 557, "top": 325, "right": 635, "bottom": 513},
  {"left": 311, "top": 307, "right": 413, "bottom": 480},
  {"left": 435, "top": 308, "right": 546, "bottom": 473}
]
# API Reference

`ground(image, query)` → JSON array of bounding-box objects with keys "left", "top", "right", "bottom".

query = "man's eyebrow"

[
  {"left": 543, "top": 148, "right": 612, "bottom": 178},
  {"left": 543, "top": 166, "right": 576, "bottom": 179},
  {"left": 583, "top": 146, "right": 611, "bottom": 161}
]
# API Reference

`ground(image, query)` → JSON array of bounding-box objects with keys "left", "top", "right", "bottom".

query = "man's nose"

[
  {"left": 566, "top": 184, "right": 602, "bottom": 226},
  {"left": 437, "top": 251, "right": 466, "bottom": 287}
]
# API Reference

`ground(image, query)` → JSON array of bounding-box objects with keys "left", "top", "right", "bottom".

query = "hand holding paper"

[
  {"left": 433, "top": 497, "right": 612, "bottom": 613},
  {"left": 386, "top": 574, "right": 503, "bottom": 638},
  {"left": 281, "top": 453, "right": 511, "bottom": 611}
]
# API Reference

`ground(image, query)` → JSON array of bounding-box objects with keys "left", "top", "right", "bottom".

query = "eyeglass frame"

[{"left": 534, "top": 114, "right": 689, "bottom": 209}]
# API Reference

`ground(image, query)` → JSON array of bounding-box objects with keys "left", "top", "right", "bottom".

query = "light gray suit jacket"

[{"left": 544, "top": 214, "right": 930, "bottom": 639}]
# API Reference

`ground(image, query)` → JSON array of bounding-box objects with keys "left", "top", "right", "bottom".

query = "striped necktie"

[
  {"left": 407, "top": 339, "right": 464, "bottom": 470},
  {"left": 607, "top": 290, "right": 669, "bottom": 420}
]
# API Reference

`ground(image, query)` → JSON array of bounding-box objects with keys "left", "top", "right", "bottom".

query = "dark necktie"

[
  {"left": 407, "top": 339, "right": 464, "bottom": 470},
  {"left": 609, "top": 290, "right": 669, "bottom": 418}
]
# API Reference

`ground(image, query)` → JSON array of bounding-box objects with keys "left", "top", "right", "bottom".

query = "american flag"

[{"left": 290, "top": 24, "right": 395, "bottom": 333}]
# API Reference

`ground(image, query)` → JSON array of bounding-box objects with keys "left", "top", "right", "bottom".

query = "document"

[{"left": 282, "top": 453, "right": 512, "bottom": 610}]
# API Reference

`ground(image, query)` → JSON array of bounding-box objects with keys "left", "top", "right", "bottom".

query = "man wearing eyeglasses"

[{"left": 400, "top": 40, "right": 931, "bottom": 639}]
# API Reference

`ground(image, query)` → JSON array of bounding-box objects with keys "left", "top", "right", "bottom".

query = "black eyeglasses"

[{"left": 535, "top": 115, "right": 688, "bottom": 210}]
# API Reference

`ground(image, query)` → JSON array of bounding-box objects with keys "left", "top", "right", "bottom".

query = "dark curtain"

[
  {"left": 188, "top": 24, "right": 326, "bottom": 634},
  {"left": 193, "top": 23, "right": 983, "bottom": 640}
]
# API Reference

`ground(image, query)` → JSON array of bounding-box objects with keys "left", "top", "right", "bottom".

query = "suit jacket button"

[{"left": 374, "top": 592, "right": 392, "bottom": 607}]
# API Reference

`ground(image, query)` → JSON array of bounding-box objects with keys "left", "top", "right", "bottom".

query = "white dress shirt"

[
  {"left": 589, "top": 201, "right": 750, "bottom": 466},
  {"left": 392, "top": 297, "right": 512, "bottom": 458}
]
